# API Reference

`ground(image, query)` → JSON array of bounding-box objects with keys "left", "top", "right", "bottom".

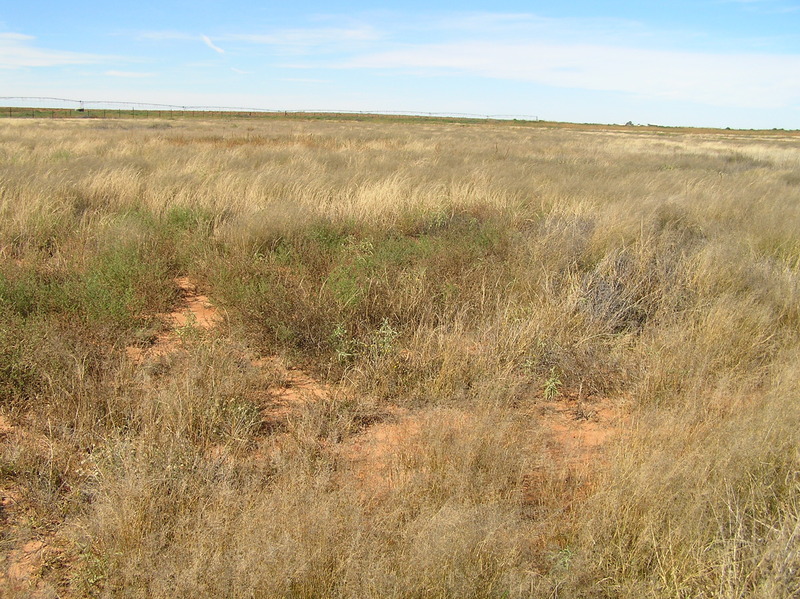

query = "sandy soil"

[
  {"left": 124, "top": 276, "right": 623, "bottom": 496},
  {"left": 0, "top": 415, "right": 60, "bottom": 597},
  {"left": 252, "top": 358, "right": 331, "bottom": 423},
  {"left": 124, "top": 277, "right": 622, "bottom": 474},
  {"left": 125, "top": 276, "right": 223, "bottom": 362},
  {"left": 536, "top": 392, "right": 621, "bottom": 468}
]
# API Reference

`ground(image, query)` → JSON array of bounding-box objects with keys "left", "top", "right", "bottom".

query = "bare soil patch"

[
  {"left": 125, "top": 276, "right": 333, "bottom": 428},
  {"left": 0, "top": 416, "right": 61, "bottom": 597},
  {"left": 0, "top": 538, "right": 57, "bottom": 598},
  {"left": 251, "top": 358, "right": 331, "bottom": 424},
  {"left": 128, "top": 278, "right": 623, "bottom": 496},
  {"left": 126, "top": 276, "right": 223, "bottom": 362},
  {"left": 536, "top": 391, "right": 622, "bottom": 469}
]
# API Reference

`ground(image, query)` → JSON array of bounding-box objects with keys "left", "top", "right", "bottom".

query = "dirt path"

[
  {"left": 1, "top": 277, "right": 329, "bottom": 595},
  {"left": 1, "top": 275, "right": 623, "bottom": 592},
  {"left": 126, "top": 276, "right": 223, "bottom": 362},
  {"left": 164, "top": 278, "right": 621, "bottom": 494},
  {"left": 125, "top": 277, "right": 622, "bottom": 475},
  {"left": 125, "top": 276, "right": 330, "bottom": 423},
  {"left": 0, "top": 414, "right": 61, "bottom": 598}
]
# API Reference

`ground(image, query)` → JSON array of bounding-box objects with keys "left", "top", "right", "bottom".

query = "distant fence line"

[{"left": 0, "top": 96, "right": 539, "bottom": 122}]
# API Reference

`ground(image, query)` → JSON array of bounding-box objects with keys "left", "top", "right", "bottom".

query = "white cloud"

[
  {"left": 201, "top": 35, "right": 225, "bottom": 54},
  {"left": 105, "top": 70, "right": 154, "bottom": 78},
  {"left": 103, "top": 13, "right": 800, "bottom": 118},
  {"left": 228, "top": 25, "right": 381, "bottom": 47},
  {"left": 0, "top": 32, "right": 107, "bottom": 68},
  {"left": 1, "top": 32, "right": 34, "bottom": 42},
  {"left": 434, "top": 12, "right": 645, "bottom": 39},
  {"left": 339, "top": 39, "right": 800, "bottom": 110},
  {"left": 280, "top": 77, "right": 327, "bottom": 83}
]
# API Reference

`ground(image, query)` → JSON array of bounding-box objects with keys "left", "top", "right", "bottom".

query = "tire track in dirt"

[
  {"left": 125, "top": 276, "right": 331, "bottom": 425},
  {"left": 125, "top": 276, "right": 223, "bottom": 363},
  {"left": 123, "top": 276, "right": 623, "bottom": 503},
  {"left": 0, "top": 415, "right": 61, "bottom": 598}
]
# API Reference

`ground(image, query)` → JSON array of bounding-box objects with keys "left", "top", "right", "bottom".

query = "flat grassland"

[{"left": 0, "top": 117, "right": 798, "bottom": 597}]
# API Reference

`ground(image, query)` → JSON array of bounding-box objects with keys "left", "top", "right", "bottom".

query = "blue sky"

[{"left": 1, "top": 0, "right": 799, "bottom": 128}]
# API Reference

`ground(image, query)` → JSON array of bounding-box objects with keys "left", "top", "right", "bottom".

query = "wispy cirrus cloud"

[
  {"left": 224, "top": 25, "right": 381, "bottom": 54},
  {"left": 201, "top": 35, "right": 225, "bottom": 54},
  {"left": 280, "top": 77, "right": 327, "bottom": 83},
  {"left": 249, "top": 12, "right": 793, "bottom": 111},
  {"left": 127, "top": 12, "right": 800, "bottom": 113},
  {"left": 105, "top": 70, "right": 154, "bottom": 78},
  {"left": 136, "top": 25, "right": 378, "bottom": 56},
  {"left": 138, "top": 24, "right": 381, "bottom": 50},
  {"left": 0, "top": 32, "right": 108, "bottom": 68},
  {"left": 225, "top": 25, "right": 382, "bottom": 46},
  {"left": 138, "top": 31, "right": 227, "bottom": 54},
  {"left": 431, "top": 12, "right": 649, "bottom": 41},
  {"left": 340, "top": 40, "right": 800, "bottom": 109}
]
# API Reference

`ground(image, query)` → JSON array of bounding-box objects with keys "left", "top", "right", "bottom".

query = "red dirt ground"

[
  {"left": 124, "top": 277, "right": 622, "bottom": 472},
  {"left": 126, "top": 276, "right": 223, "bottom": 362},
  {"left": 0, "top": 414, "right": 61, "bottom": 597},
  {"left": 122, "top": 276, "right": 623, "bottom": 492}
]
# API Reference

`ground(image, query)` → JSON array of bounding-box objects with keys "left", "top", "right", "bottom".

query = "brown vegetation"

[{"left": 0, "top": 116, "right": 798, "bottom": 597}]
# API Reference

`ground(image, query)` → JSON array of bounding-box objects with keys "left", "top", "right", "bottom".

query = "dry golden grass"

[{"left": 0, "top": 116, "right": 798, "bottom": 597}]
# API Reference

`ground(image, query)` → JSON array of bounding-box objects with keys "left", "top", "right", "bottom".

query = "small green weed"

[
  {"left": 366, "top": 318, "right": 400, "bottom": 361},
  {"left": 331, "top": 322, "right": 359, "bottom": 363},
  {"left": 544, "top": 367, "right": 562, "bottom": 400},
  {"left": 175, "top": 311, "right": 202, "bottom": 341}
]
